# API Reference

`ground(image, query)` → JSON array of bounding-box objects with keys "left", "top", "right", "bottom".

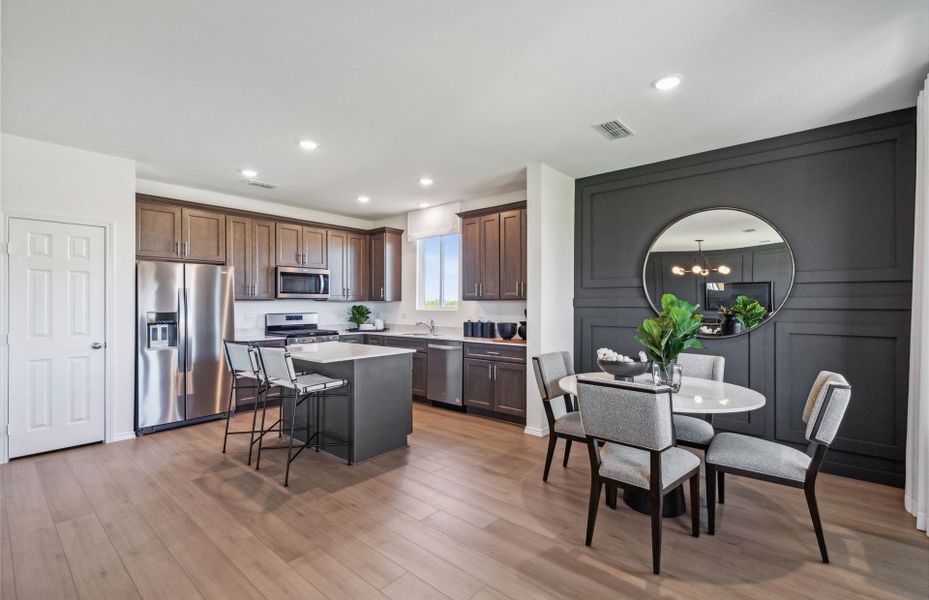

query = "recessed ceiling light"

[
  {"left": 419, "top": 177, "right": 434, "bottom": 187},
  {"left": 418, "top": 202, "right": 430, "bottom": 208},
  {"left": 240, "top": 169, "right": 258, "bottom": 178},
  {"left": 653, "top": 75, "right": 682, "bottom": 91},
  {"left": 299, "top": 140, "right": 318, "bottom": 150},
  {"left": 357, "top": 195, "right": 370, "bottom": 204}
]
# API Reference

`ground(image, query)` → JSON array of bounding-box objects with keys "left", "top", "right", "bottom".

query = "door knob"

[{"left": 91, "top": 342, "right": 104, "bottom": 349}]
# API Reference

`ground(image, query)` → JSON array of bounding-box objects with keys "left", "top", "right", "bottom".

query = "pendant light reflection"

[{"left": 671, "top": 240, "right": 731, "bottom": 276}]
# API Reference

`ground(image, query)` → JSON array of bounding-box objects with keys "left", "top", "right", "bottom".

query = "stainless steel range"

[{"left": 264, "top": 312, "right": 339, "bottom": 344}]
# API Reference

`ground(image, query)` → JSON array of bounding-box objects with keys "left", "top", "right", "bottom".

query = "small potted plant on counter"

[
  {"left": 634, "top": 293, "right": 703, "bottom": 390},
  {"left": 731, "top": 295, "right": 766, "bottom": 332},
  {"left": 348, "top": 304, "right": 372, "bottom": 331}
]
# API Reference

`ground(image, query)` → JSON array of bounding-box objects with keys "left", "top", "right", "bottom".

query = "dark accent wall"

[{"left": 574, "top": 108, "right": 916, "bottom": 486}]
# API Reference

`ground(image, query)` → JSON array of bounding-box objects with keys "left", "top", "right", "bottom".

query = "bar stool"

[
  {"left": 221, "top": 341, "right": 267, "bottom": 465},
  {"left": 254, "top": 346, "right": 352, "bottom": 486}
]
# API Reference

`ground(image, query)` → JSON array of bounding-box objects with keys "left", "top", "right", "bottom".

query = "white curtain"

[
  {"left": 406, "top": 202, "right": 461, "bottom": 241},
  {"left": 907, "top": 74, "right": 929, "bottom": 538}
]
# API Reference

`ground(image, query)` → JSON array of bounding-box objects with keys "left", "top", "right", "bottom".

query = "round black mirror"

[{"left": 642, "top": 207, "right": 795, "bottom": 338}]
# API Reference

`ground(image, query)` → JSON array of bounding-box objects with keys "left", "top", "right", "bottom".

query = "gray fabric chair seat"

[
  {"left": 707, "top": 432, "right": 811, "bottom": 482},
  {"left": 599, "top": 443, "right": 700, "bottom": 490},
  {"left": 673, "top": 415, "right": 714, "bottom": 446},
  {"left": 289, "top": 373, "right": 346, "bottom": 394},
  {"left": 553, "top": 411, "right": 584, "bottom": 437}
]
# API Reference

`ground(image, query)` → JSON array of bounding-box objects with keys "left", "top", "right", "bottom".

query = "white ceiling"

[
  {"left": 650, "top": 209, "right": 783, "bottom": 252},
  {"left": 2, "top": 1, "right": 927, "bottom": 219}
]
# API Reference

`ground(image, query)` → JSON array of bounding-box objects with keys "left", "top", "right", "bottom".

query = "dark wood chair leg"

[
  {"left": 650, "top": 490, "right": 663, "bottom": 574},
  {"left": 585, "top": 478, "right": 602, "bottom": 546},
  {"left": 718, "top": 471, "right": 725, "bottom": 504},
  {"left": 605, "top": 483, "right": 617, "bottom": 509},
  {"left": 805, "top": 485, "right": 829, "bottom": 563},
  {"left": 706, "top": 463, "right": 716, "bottom": 535},
  {"left": 689, "top": 474, "right": 700, "bottom": 537},
  {"left": 543, "top": 435, "right": 557, "bottom": 482},
  {"left": 562, "top": 439, "right": 573, "bottom": 467}
]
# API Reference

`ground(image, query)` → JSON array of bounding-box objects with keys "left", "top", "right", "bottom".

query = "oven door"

[{"left": 276, "top": 267, "right": 330, "bottom": 299}]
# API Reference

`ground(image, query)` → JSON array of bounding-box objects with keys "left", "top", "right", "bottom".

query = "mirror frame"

[{"left": 641, "top": 206, "right": 796, "bottom": 339}]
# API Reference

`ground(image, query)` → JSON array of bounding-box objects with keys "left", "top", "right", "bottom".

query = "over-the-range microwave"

[{"left": 276, "top": 267, "right": 330, "bottom": 299}]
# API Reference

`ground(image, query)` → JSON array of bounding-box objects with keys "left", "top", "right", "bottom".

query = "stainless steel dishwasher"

[{"left": 427, "top": 341, "right": 463, "bottom": 406}]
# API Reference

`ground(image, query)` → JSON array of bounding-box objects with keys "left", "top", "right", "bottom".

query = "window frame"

[{"left": 416, "top": 233, "right": 461, "bottom": 311}]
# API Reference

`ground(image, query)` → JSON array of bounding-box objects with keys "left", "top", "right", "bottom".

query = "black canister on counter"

[
  {"left": 463, "top": 320, "right": 474, "bottom": 337},
  {"left": 473, "top": 320, "right": 484, "bottom": 338},
  {"left": 484, "top": 321, "right": 495, "bottom": 338}
]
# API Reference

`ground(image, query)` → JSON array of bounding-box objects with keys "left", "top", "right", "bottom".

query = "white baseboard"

[
  {"left": 523, "top": 425, "right": 550, "bottom": 437},
  {"left": 108, "top": 431, "right": 137, "bottom": 443}
]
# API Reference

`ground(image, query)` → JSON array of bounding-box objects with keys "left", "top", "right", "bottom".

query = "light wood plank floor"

[{"left": 1, "top": 403, "right": 927, "bottom": 600}]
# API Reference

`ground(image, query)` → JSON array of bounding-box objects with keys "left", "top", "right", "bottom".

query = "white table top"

[
  {"left": 288, "top": 341, "right": 415, "bottom": 364},
  {"left": 559, "top": 372, "right": 766, "bottom": 414}
]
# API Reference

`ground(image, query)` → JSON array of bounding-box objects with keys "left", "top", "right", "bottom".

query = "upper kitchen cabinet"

[
  {"left": 227, "top": 215, "right": 276, "bottom": 300},
  {"left": 275, "top": 223, "right": 328, "bottom": 268},
  {"left": 328, "top": 229, "right": 367, "bottom": 301},
  {"left": 136, "top": 196, "right": 225, "bottom": 263},
  {"left": 369, "top": 227, "right": 403, "bottom": 301},
  {"left": 460, "top": 201, "right": 525, "bottom": 301}
]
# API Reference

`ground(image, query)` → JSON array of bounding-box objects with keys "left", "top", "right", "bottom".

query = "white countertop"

[
  {"left": 288, "top": 341, "right": 416, "bottom": 364},
  {"left": 339, "top": 329, "right": 528, "bottom": 348}
]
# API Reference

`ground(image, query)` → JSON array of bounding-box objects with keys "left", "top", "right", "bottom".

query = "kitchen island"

[{"left": 285, "top": 341, "right": 415, "bottom": 463}]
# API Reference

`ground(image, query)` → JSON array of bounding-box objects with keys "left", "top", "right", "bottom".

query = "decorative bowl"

[
  {"left": 597, "top": 359, "right": 650, "bottom": 381},
  {"left": 496, "top": 322, "right": 517, "bottom": 340}
]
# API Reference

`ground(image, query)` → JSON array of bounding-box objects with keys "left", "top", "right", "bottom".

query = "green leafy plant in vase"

[
  {"left": 634, "top": 293, "right": 704, "bottom": 389},
  {"left": 731, "top": 295, "right": 766, "bottom": 331},
  {"left": 718, "top": 305, "right": 739, "bottom": 336},
  {"left": 348, "top": 304, "right": 372, "bottom": 329}
]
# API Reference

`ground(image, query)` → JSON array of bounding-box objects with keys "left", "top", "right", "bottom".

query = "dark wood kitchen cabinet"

[
  {"left": 462, "top": 342, "right": 526, "bottom": 420},
  {"left": 227, "top": 215, "right": 276, "bottom": 300},
  {"left": 384, "top": 337, "right": 428, "bottom": 397},
  {"left": 328, "top": 229, "right": 367, "bottom": 301},
  {"left": 459, "top": 201, "right": 525, "bottom": 301},
  {"left": 276, "top": 223, "right": 328, "bottom": 269},
  {"left": 369, "top": 227, "right": 403, "bottom": 301},
  {"left": 136, "top": 198, "right": 225, "bottom": 263}
]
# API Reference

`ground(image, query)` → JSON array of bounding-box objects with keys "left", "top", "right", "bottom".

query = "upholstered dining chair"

[
  {"left": 577, "top": 378, "right": 701, "bottom": 575},
  {"left": 705, "top": 371, "right": 851, "bottom": 563},
  {"left": 675, "top": 353, "right": 726, "bottom": 500},
  {"left": 532, "top": 352, "right": 585, "bottom": 481}
]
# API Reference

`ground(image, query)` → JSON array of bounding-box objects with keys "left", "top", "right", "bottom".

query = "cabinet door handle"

[
  {"left": 488, "top": 364, "right": 493, "bottom": 380},
  {"left": 380, "top": 286, "right": 384, "bottom": 300},
  {"left": 487, "top": 351, "right": 499, "bottom": 355},
  {"left": 494, "top": 364, "right": 497, "bottom": 379},
  {"left": 183, "top": 241, "right": 189, "bottom": 256},
  {"left": 175, "top": 241, "right": 181, "bottom": 256}
]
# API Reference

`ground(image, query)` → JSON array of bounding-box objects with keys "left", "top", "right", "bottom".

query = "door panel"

[
  {"left": 252, "top": 219, "right": 276, "bottom": 299},
  {"left": 494, "top": 362, "right": 527, "bottom": 417},
  {"left": 184, "top": 264, "right": 233, "bottom": 420},
  {"left": 276, "top": 222, "right": 303, "bottom": 267},
  {"left": 303, "top": 226, "right": 328, "bottom": 269},
  {"left": 136, "top": 201, "right": 181, "bottom": 258},
  {"left": 9, "top": 219, "right": 106, "bottom": 457},
  {"left": 480, "top": 214, "right": 500, "bottom": 299},
  {"left": 328, "top": 229, "right": 347, "bottom": 300},
  {"left": 461, "top": 217, "right": 481, "bottom": 300},
  {"left": 499, "top": 209, "right": 523, "bottom": 300},
  {"left": 182, "top": 208, "right": 226, "bottom": 263},
  {"left": 520, "top": 209, "right": 527, "bottom": 298},
  {"left": 226, "top": 215, "right": 252, "bottom": 299},
  {"left": 370, "top": 233, "right": 386, "bottom": 300},
  {"left": 463, "top": 358, "right": 494, "bottom": 410},
  {"left": 346, "top": 233, "right": 368, "bottom": 300},
  {"left": 411, "top": 352, "right": 428, "bottom": 397}
]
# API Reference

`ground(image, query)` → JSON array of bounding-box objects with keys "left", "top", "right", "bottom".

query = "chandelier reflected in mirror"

[{"left": 670, "top": 240, "right": 732, "bottom": 276}]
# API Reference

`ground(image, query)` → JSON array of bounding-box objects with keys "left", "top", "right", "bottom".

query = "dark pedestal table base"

[{"left": 621, "top": 485, "right": 686, "bottom": 518}]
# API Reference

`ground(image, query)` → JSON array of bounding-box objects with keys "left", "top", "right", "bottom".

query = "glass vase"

[{"left": 651, "top": 361, "right": 682, "bottom": 392}]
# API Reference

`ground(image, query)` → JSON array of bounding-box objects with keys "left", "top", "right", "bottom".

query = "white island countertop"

[{"left": 288, "top": 341, "right": 416, "bottom": 364}]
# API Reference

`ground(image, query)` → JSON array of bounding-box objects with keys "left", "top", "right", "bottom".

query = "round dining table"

[{"left": 558, "top": 371, "right": 766, "bottom": 517}]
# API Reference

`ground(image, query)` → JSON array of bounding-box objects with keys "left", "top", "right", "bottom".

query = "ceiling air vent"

[
  {"left": 245, "top": 179, "right": 279, "bottom": 190},
  {"left": 592, "top": 119, "right": 634, "bottom": 140}
]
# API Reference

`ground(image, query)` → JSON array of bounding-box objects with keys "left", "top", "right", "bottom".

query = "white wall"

[
  {"left": 525, "top": 163, "right": 575, "bottom": 436},
  {"left": 1, "top": 134, "right": 138, "bottom": 456}
]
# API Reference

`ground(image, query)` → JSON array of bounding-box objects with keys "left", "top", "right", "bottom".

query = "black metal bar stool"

[
  {"left": 254, "top": 346, "right": 352, "bottom": 486},
  {"left": 221, "top": 341, "right": 268, "bottom": 465}
]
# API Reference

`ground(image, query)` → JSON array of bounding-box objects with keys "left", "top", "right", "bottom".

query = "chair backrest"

[
  {"left": 802, "top": 371, "right": 851, "bottom": 445},
  {"left": 676, "top": 353, "right": 725, "bottom": 382},
  {"left": 576, "top": 378, "right": 674, "bottom": 451},
  {"left": 257, "top": 346, "right": 298, "bottom": 388},
  {"left": 532, "top": 352, "right": 574, "bottom": 401},
  {"left": 224, "top": 341, "right": 259, "bottom": 378}
]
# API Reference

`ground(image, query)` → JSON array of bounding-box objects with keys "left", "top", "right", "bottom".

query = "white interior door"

[{"left": 8, "top": 219, "right": 106, "bottom": 457}]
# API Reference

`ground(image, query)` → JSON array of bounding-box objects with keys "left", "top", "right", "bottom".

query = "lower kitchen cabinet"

[
  {"left": 463, "top": 343, "right": 526, "bottom": 420},
  {"left": 384, "top": 337, "right": 428, "bottom": 397}
]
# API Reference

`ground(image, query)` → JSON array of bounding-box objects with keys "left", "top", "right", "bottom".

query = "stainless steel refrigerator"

[{"left": 136, "top": 261, "right": 234, "bottom": 433}]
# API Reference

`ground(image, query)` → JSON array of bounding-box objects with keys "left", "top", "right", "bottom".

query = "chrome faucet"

[{"left": 416, "top": 319, "right": 436, "bottom": 335}]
